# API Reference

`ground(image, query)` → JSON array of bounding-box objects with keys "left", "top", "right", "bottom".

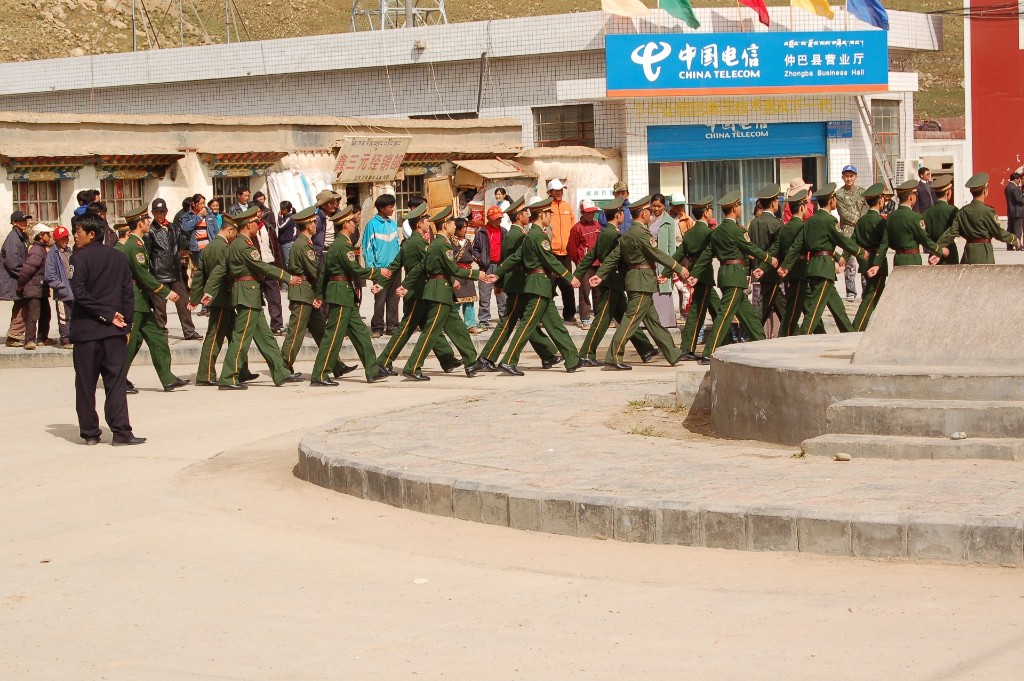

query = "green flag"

[{"left": 660, "top": 0, "right": 700, "bottom": 28}]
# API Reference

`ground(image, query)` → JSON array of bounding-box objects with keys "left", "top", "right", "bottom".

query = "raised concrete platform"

[{"left": 296, "top": 375, "right": 1024, "bottom": 565}]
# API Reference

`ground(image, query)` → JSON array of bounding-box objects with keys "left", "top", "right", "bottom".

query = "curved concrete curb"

[{"left": 297, "top": 421, "right": 1024, "bottom": 566}]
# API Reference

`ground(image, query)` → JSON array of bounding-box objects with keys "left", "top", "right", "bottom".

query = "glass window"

[
  {"left": 533, "top": 105, "right": 595, "bottom": 147},
  {"left": 101, "top": 178, "right": 146, "bottom": 222},
  {"left": 685, "top": 159, "right": 777, "bottom": 224},
  {"left": 871, "top": 99, "right": 901, "bottom": 184},
  {"left": 394, "top": 173, "right": 424, "bottom": 211},
  {"left": 213, "top": 177, "right": 251, "bottom": 214},
  {"left": 12, "top": 181, "right": 60, "bottom": 223}
]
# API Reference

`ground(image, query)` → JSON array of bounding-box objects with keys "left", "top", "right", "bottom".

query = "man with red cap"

[
  {"left": 567, "top": 199, "right": 603, "bottom": 329},
  {"left": 44, "top": 224, "right": 75, "bottom": 348},
  {"left": 472, "top": 204, "right": 508, "bottom": 330}
]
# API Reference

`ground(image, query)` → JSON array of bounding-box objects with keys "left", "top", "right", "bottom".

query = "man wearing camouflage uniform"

[{"left": 835, "top": 164, "right": 868, "bottom": 302}]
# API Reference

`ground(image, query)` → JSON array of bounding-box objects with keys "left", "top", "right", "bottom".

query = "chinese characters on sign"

[
  {"left": 827, "top": 120, "right": 854, "bottom": 138},
  {"left": 334, "top": 136, "right": 413, "bottom": 183},
  {"left": 606, "top": 31, "right": 889, "bottom": 96},
  {"left": 633, "top": 98, "right": 835, "bottom": 118}
]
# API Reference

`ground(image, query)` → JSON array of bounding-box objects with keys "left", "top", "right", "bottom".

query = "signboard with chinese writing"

[
  {"left": 334, "top": 135, "right": 412, "bottom": 183},
  {"left": 606, "top": 31, "right": 888, "bottom": 97},
  {"left": 648, "top": 122, "right": 827, "bottom": 162},
  {"left": 577, "top": 187, "right": 616, "bottom": 207},
  {"left": 827, "top": 120, "right": 854, "bottom": 138}
]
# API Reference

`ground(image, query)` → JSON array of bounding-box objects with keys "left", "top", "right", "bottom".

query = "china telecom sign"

[{"left": 606, "top": 31, "right": 889, "bottom": 97}]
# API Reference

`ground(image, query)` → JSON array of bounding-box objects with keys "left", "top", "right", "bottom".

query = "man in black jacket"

[
  {"left": 1005, "top": 172, "right": 1024, "bottom": 251},
  {"left": 473, "top": 205, "right": 507, "bottom": 329},
  {"left": 69, "top": 213, "right": 144, "bottom": 446},
  {"left": 146, "top": 198, "right": 200, "bottom": 339}
]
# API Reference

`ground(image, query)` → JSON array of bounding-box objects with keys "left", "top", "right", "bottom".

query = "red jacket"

[{"left": 567, "top": 219, "right": 602, "bottom": 263}]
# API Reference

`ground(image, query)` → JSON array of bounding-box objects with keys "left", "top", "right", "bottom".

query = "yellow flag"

[
  {"left": 791, "top": 0, "right": 835, "bottom": 20},
  {"left": 602, "top": 0, "right": 652, "bottom": 18}
]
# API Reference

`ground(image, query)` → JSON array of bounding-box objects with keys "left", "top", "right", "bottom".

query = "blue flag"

[{"left": 847, "top": 0, "right": 889, "bottom": 30}]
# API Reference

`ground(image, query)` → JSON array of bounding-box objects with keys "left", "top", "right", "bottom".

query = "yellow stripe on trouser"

[
  {"left": 506, "top": 297, "right": 543, "bottom": 359},
  {"left": 411, "top": 304, "right": 444, "bottom": 370},
  {"left": 614, "top": 294, "right": 645, "bottom": 359},
  {"left": 804, "top": 283, "right": 829, "bottom": 335},
  {"left": 317, "top": 305, "right": 345, "bottom": 380},
  {"left": 231, "top": 309, "right": 253, "bottom": 380},
  {"left": 483, "top": 293, "right": 519, "bottom": 362},
  {"left": 783, "top": 281, "right": 802, "bottom": 336},
  {"left": 581, "top": 294, "right": 610, "bottom": 356},
  {"left": 709, "top": 288, "right": 740, "bottom": 353},
  {"left": 689, "top": 286, "right": 709, "bottom": 353},
  {"left": 285, "top": 304, "right": 306, "bottom": 364},
  {"left": 203, "top": 308, "right": 224, "bottom": 379},
  {"left": 855, "top": 281, "right": 882, "bottom": 332},
  {"left": 382, "top": 300, "right": 417, "bottom": 365}
]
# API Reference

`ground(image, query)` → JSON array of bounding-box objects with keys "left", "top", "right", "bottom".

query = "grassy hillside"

[{"left": 1, "top": 0, "right": 962, "bottom": 118}]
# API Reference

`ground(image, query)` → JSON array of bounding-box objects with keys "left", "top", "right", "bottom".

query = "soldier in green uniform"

[
  {"left": 769, "top": 191, "right": 811, "bottom": 336},
  {"left": 492, "top": 197, "right": 580, "bottom": 375},
  {"left": 665, "top": 195, "right": 720, "bottom": 360},
  {"left": 308, "top": 209, "right": 390, "bottom": 386},
  {"left": 478, "top": 197, "right": 560, "bottom": 372},
  {"left": 117, "top": 205, "right": 190, "bottom": 392},
  {"left": 690, "top": 191, "right": 777, "bottom": 364},
  {"left": 746, "top": 184, "right": 786, "bottom": 333},
  {"left": 205, "top": 207, "right": 303, "bottom": 390},
  {"left": 877, "top": 179, "right": 942, "bottom": 267},
  {"left": 781, "top": 183, "right": 865, "bottom": 336},
  {"left": 933, "top": 173, "right": 1020, "bottom": 263},
  {"left": 279, "top": 206, "right": 355, "bottom": 377},
  {"left": 851, "top": 183, "right": 891, "bottom": 331},
  {"left": 575, "top": 198, "right": 657, "bottom": 367},
  {"left": 398, "top": 207, "right": 495, "bottom": 380},
  {"left": 376, "top": 203, "right": 460, "bottom": 375},
  {"left": 923, "top": 175, "right": 959, "bottom": 265},
  {"left": 592, "top": 196, "right": 686, "bottom": 369}
]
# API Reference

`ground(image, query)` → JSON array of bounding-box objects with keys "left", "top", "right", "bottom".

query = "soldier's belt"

[
  {"left": 966, "top": 238, "right": 992, "bottom": 244},
  {"left": 628, "top": 264, "right": 654, "bottom": 270},
  {"left": 428, "top": 274, "right": 449, "bottom": 280},
  {"left": 808, "top": 251, "right": 832, "bottom": 258},
  {"left": 329, "top": 275, "right": 352, "bottom": 282},
  {"left": 895, "top": 248, "right": 919, "bottom": 255},
  {"left": 234, "top": 276, "right": 258, "bottom": 281},
  {"left": 721, "top": 259, "right": 746, "bottom": 266}
]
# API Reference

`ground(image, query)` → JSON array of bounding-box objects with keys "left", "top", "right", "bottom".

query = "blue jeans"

[{"left": 457, "top": 302, "right": 477, "bottom": 328}]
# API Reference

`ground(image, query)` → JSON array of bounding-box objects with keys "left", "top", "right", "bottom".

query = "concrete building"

[{"left": 0, "top": 7, "right": 944, "bottom": 235}]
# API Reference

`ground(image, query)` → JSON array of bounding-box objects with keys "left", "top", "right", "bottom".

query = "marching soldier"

[
  {"left": 746, "top": 184, "right": 786, "bottom": 334},
  {"left": 591, "top": 195, "right": 686, "bottom": 369},
  {"left": 279, "top": 206, "right": 356, "bottom": 377},
  {"left": 769, "top": 190, "right": 812, "bottom": 337},
  {"left": 117, "top": 205, "right": 190, "bottom": 393},
  {"left": 478, "top": 197, "right": 560, "bottom": 371},
  {"left": 575, "top": 197, "right": 657, "bottom": 367},
  {"left": 782, "top": 183, "right": 865, "bottom": 336},
  {"left": 204, "top": 207, "right": 303, "bottom": 390},
  {"left": 308, "top": 208, "right": 390, "bottom": 385},
  {"left": 376, "top": 203, "right": 460, "bottom": 375},
  {"left": 666, "top": 195, "right": 720, "bottom": 360},
  {"left": 923, "top": 175, "right": 959, "bottom": 265},
  {"left": 398, "top": 207, "right": 495, "bottom": 381},
  {"left": 877, "top": 179, "right": 942, "bottom": 267},
  {"left": 933, "top": 173, "right": 1020, "bottom": 263},
  {"left": 851, "top": 183, "right": 890, "bottom": 331},
  {"left": 492, "top": 197, "right": 580, "bottom": 376},
  {"left": 690, "top": 191, "right": 777, "bottom": 364}
]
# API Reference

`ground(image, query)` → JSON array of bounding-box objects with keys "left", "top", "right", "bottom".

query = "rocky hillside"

[{"left": 1, "top": 0, "right": 962, "bottom": 117}]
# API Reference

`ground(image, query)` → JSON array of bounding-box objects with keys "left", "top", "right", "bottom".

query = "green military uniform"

[
  {"left": 691, "top": 191, "right": 775, "bottom": 361},
  {"left": 923, "top": 176, "right": 959, "bottom": 265},
  {"left": 935, "top": 173, "right": 1020, "bottom": 263},
  {"left": 205, "top": 208, "right": 296, "bottom": 388},
  {"left": 594, "top": 197, "right": 686, "bottom": 367},
  {"left": 480, "top": 198, "right": 559, "bottom": 366},
  {"left": 878, "top": 180, "right": 940, "bottom": 267},
  {"left": 783, "top": 184, "right": 864, "bottom": 335},
  {"left": 577, "top": 202, "right": 656, "bottom": 363},
  {"left": 309, "top": 229, "right": 386, "bottom": 383},
  {"left": 769, "top": 197, "right": 812, "bottom": 337},
  {"left": 495, "top": 200, "right": 580, "bottom": 372},
  {"left": 190, "top": 224, "right": 252, "bottom": 384},
  {"left": 666, "top": 196, "right": 721, "bottom": 357},
  {"left": 377, "top": 204, "right": 458, "bottom": 372},
  {"left": 279, "top": 208, "right": 349, "bottom": 375},
  {"left": 746, "top": 185, "right": 786, "bottom": 327},
  {"left": 850, "top": 183, "right": 891, "bottom": 332},
  {"left": 118, "top": 214, "right": 182, "bottom": 390},
  {"left": 401, "top": 207, "right": 484, "bottom": 378}
]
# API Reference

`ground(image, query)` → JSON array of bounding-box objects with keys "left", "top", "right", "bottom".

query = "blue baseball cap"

[{"left": 842, "top": 165, "right": 858, "bottom": 174}]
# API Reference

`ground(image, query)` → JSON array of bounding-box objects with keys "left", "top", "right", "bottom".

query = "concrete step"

[
  {"left": 802, "top": 433, "right": 1024, "bottom": 461},
  {"left": 825, "top": 398, "right": 1024, "bottom": 438}
]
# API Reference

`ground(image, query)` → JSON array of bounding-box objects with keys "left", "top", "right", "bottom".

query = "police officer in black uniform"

[{"left": 69, "top": 213, "right": 145, "bottom": 446}]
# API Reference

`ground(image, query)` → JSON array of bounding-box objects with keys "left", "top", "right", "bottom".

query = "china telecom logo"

[{"left": 630, "top": 41, "right": 672, "bottom": 82}]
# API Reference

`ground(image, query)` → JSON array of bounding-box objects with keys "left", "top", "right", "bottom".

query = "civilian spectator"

[
  {"left": 180, "top": 194, "right": 208, "bottom": 265},
  {"left": 363, "top": 193, "right": 401, "bottom": 337},
  {"left": 86, "top": 202, "right": 118, "bottom": 247},
  {"left": 494, "top": 187, "right": 512, "bottom": 229},
  {"left": 16, "top": 223, "right": 54, "bottom": 350},
  {"left": 172, "top": 196, "right": 193, "bottom": 234},
  {"left": 206, "top": 198, "right": 224, "bottom": 242},
  {"left": 567, "top": 199, "right": 603, "bottom": 329},
  {"left": 253, "top": 191, "right": 275, "bottom": 231},
  {"left": 783, "top": 178, "right": 815, "bottom": 223},
  {"left": 546, "top": 179, "right": 578, "bottom": 324},
  {"left": 2, "top": 210, "right": 32, "bottom": 347},
  {"left": 277, "top": 201, "right": 298, "bottom": 263},
  {"left": 598, "top": 181, "right": 633, "bottom": 232},
  {"left": 401, "top": 195, "right": 426, "bottom": 238},
  {"left": 313, "top": 189, "right": 341, "bottom": 259},
  {"left": 836, "top": 165, "right": 868, "bottom": 301},
  {"left": 648, "top": 194, "right": 679, "bottom": 328},
  {"left": 1004, "top": 172, "right": 1023, "bottom": 250},
  {"left": 473, "top": 205, "right": 506, "bottom": 329},
  {"left": 915, "top": 167, "right": 936, "bottom": 214},
  {"left": 73, "top": 189, "right": 92, "bottom": 216},
  {"left": 146, "top": 198, "right": 200, "bottom": 340},
  {"left": 227, "top": 187, "right": 251, "bottom": 217},
  {"left": 45, "top": 223, "right": 74, "bottom": 349},
  {"left": 452, "top": 217, "right": 479, "bottom": 332},
  {"left": 254, "top": 203, "right": 285, "bottom": 334}
]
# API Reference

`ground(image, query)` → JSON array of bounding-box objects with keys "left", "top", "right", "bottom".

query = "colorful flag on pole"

[
  {"left": 739, "top": 0, "right": 771, "bottom": 26},
  {"left": 601, "top": 0, "right": 652, "bottom": 18},
  {"left": 847, "top": 0, "right": 889, "bottom": 29},
  {"left": 660, "top": 0, "right": 701, "bottom": 28},
  {"left": 791, "top": 0, "right": 835, "bottom": 20}
]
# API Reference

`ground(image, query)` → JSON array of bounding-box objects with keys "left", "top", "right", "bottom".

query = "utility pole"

[{"left": 131, "top": 0, "right": 137, "bottom": 51}]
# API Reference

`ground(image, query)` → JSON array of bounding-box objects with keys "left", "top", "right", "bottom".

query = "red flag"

[{"left": 739, "top": 0, "right": 770, "bottom": 25}]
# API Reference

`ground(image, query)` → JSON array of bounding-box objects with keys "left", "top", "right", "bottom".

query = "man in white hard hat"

[{"left": 546, "top": 179, "right": 577, "bottom": 325}]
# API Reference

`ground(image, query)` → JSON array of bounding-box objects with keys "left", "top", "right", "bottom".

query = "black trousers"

[
  {"left": 260, "top": 278, "right": 284, "bottom": 331},
  {"left": 555, "top": 254, "right": 577, "bottom": 322},
  {"left": 1008, "top": 217, "right": 1023, "bottom": 250},
  {"left": 151, "top": 279, "right": 196, "bottom": 336},
  {"left": 73, "top": 335, "right": 133, "bottom": 441},
  {"left": 371, "top": 274, "right": 401, "bottom": 333}
]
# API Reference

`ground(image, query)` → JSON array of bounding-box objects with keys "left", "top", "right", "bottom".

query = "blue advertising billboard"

[
  {"left": 648, "top": 123, "right": 827, "bottom": 162},
  {"left": 606, "top": 31, "right": 889, "bottom": 97}
]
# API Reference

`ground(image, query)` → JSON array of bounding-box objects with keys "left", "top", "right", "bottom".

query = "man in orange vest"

[{"left": 546, "top": 179, "right": 578, "bottom": 325}]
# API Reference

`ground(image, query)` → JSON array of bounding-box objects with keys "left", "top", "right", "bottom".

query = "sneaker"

[
  {"left": 5, "top": 337, "right": 23, "bottom": 348},
  {"left": 24, "top": 342, "right": 37, "bottom": 350},
  {"left": 846, "top": 294, "right": 857, "bottom": 302},
  {"left": 371, "top": 331, "right": 382, "bottom": 339},
  {"left": 578, "top": 318, "right": 592, "bottom": 329}
]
